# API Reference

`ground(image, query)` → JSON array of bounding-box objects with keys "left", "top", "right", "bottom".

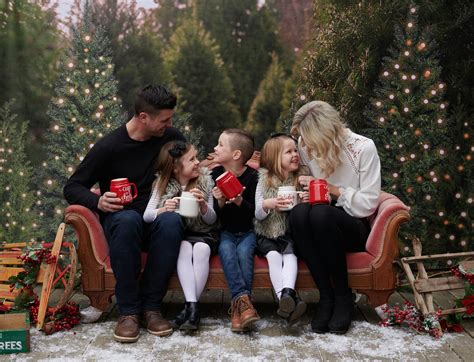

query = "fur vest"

[
  {"left": 254, "top": 167, "right": 309, "bottom": 239},
  {"left": 158, "top": 167, "right": 215, "bottom": 233}
]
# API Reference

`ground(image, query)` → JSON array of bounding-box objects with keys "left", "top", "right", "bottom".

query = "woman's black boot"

[
  {"left": 288, "top": 292, "right": 307, "bottom": 323},
  {"left": 277, "top": 288, "right": 296, "bottom": 318},
  {"left": 311, "top": 293, "right": 334, "bottom": 334},
  {"left": 328, "top": 292, "right": 354, "bottom": 334},
  {"left": 180, "top": 302, "right": 200, "bottom": 330},
  {"left": 171, "top": 304, "right": 188, "bottom": 329}
]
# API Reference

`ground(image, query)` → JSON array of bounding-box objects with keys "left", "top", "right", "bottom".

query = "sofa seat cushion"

[
  {"left": 209, "top": 253, "right": 374, "bottom": 273},
  {"left": 104, "top": 252, "right": 376, "bottom": 274}
]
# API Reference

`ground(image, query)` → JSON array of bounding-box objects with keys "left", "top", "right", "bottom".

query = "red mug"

[
  {"left": 216, "top": 171, "right": 244, "bottom": 199},
  {"left": 309, "top": 179, "right": 331, "bottom": 205},
  {"left": 110, "top": 178, "right": 138, "bottom": 205}
]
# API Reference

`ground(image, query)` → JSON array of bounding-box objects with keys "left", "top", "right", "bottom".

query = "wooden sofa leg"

[
  {"left": 362, "top": 290, "right": 394, "bottom": 308},
  {"left": 84, "top": 291, "right": 114, "bottom": 312}
]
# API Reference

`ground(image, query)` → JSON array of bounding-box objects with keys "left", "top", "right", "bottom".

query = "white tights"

[
  {"left": 265, "top": 251, "right": 298, "bottom": 300},
  {"left": 177, "top": 240, "right": 211, "bottom": 302}
]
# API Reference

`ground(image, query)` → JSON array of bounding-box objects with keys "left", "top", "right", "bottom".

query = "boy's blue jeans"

[
  {"left": 103, "top": 210, "right": 184, "bottom": 315},
  {"left": 218, "top": 230, "right": 256, "bottom": 299}
]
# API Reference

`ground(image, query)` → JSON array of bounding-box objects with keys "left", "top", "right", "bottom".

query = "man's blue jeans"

[
  {"left": 218, "top": 230, "right": 256, "bottom": 300},
  {"left": 103, "top": 210, "right": 184, "bottom": 315}
]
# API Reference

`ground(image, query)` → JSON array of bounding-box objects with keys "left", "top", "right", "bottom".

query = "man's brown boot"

[
  {"left": 113, "top": 314, "right": 140, "bottom": 343},
  {"left": 237, "top": 294, "right": 260, "bottom": 330},
  {"left": 229, "top": 299, "right": 243, "bottom": 332},
  {"left": 143, "top": 311, "right": 173, "bottom": 336}
]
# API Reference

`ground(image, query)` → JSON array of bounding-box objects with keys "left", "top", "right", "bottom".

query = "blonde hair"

[
  {"left": 154, "top": 141, "right": 198, "bottom": 195},
  {"left": 260, "top": 135, "right": 300, "bottom": 189},
  {"left": 291, "top": 101, "right": 347, "bottom": 177}
]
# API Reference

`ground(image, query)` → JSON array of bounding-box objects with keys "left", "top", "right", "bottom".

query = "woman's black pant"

[{"left": 289, "top": 203, "right": 370, "bottom": 297}]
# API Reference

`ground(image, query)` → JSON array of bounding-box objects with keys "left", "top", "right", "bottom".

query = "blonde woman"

[{"left": 289, "top": 101, "right": 381, "bottom": 334}]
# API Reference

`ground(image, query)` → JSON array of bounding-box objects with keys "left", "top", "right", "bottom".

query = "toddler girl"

[{"left": 254, "top": 134, "right": 308, "bottom": 322}]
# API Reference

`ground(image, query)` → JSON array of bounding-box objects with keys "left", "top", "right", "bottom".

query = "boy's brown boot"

[
  {"left": 236, "top": 294, "right": 260, "bottom": 329},
  {"left": 230, "top": 299, "right": 243, "bottom": 332}
]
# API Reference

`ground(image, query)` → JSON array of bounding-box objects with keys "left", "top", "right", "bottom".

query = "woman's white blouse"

[
  {"left": 298, "top": 129, "right": 381, "bottom": 218},
  {"left": 143, "top": 187, "right": 216, "bottom": 224}
]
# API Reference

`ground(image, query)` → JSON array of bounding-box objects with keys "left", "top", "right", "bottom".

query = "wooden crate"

[
  {"left": 0, "top": 312, "right": 30, "bottom": 354},
  {"left": 0, "top": 242, "right": 45, "bottom": 309},
  {"left": 0, "top": 224, "right": 76, "bottom": 330}
]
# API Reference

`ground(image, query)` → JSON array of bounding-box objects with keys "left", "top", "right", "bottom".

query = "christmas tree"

[
  {"left": 297, "top": 2, "right": 406, "bottom": 130},
  {"left": 0, "top": 102, "right": 38, "bottom": 242},
  {"left": 195, "top": 0, "right": 282, "bottom": 120},
  {"left": 172, "top": 112, "right": 204, "bottom": 158},
  {"left": 85, "top": 0, "right": 172, "bottom": 115},
  {"left": 36, "top": 2, "right": 125, "bottom": 239},
  {"left": 246, "top": 53, "right": 286, "bottom": 150},
  {"left": 165, "top": 15, "right": 240, "bottom": 154},
  {"left": 365, "top": 5, "right": 458, "bottom": 256},
  {"left": 0, "top": 0, "right": 61, "bottom": 164}
]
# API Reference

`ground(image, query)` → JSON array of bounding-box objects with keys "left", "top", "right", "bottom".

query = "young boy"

[{"left": 211, "top": 129, "right": 259, "bottom": 332}]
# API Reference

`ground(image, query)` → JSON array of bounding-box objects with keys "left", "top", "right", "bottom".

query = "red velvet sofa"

[{"left": 64, "top": 153, "right": 410, "bottom": 312}]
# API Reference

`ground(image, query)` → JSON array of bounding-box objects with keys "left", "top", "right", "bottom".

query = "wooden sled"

[{"left": 400, "top": 238, "right": 474, "bottom": 336}]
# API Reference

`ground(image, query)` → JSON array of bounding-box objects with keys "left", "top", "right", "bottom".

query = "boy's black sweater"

[
  {"left": 63, "top": 124, "right": 185, "bottom": 214},
  {"left": 211, "top": 165, "right": 258, "bottom": 233}
]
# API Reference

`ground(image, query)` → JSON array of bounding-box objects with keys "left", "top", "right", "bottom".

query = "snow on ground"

[{"left": 8, "top": 317, "right": 451, "bottom": 361}]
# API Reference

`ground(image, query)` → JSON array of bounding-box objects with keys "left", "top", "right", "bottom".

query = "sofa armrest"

[
  {"left": 64, "top": 205, "right": 109, "bottom": 267},
  {"left": 365, "top": 192, "right": 410, "bottom": 259}
]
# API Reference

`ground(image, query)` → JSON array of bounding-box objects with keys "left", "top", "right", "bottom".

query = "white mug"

[
  {"left": 277, "top": 186, "right": 298, "bottom": 211},
  {"left": 175, "top": 191, "right": 199, "bottom": 218}
]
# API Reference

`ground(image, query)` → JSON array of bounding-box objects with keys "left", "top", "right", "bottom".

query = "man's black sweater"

[
  {"left": 211, "top": 165, "right": 258, "bottom": 233},
  {"left": 63, "top": 124, "right": 185, "bottom": 214}
]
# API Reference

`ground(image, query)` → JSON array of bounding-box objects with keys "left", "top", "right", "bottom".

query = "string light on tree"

[{"left": 417, "top": 42, "right": 426, "bottom": 51}]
